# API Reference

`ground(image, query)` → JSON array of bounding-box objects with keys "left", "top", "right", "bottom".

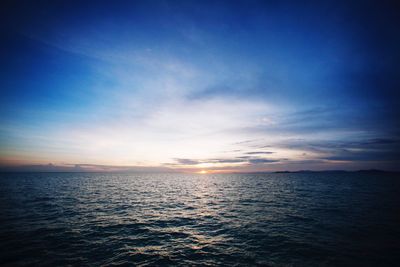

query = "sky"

[{"left": 0, "top": 0, "right": 399, "bottom": 172}]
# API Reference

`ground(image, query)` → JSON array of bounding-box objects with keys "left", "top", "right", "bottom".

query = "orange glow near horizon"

[{"left": 195, "top": 169, "right": 239, "bottom": 174}]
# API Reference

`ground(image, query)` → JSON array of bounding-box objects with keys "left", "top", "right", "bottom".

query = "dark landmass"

[{"left": 220, "top": 170, "right": 398, "bottom": 175}]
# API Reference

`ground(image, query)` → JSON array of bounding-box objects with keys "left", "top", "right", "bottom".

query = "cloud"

[
  {"left": 323, "top": 150, "right": 400, "bottom": 162},
  {"left": 167, "top": 158, "right": 247, "bottom": 166},
  {"left": 167, "top": 156, "right": 281, "bottom": 167},
  {"left": 0, "top": 163, "right": 175, "bottom": 173},
  {"left": 248, "top": 158, "right": 279, "bottom": 164},
  {"left": 173, "top": 158, "right": 200, "bottom": 165},
  {"left": 245, "top": 151, "right": 274, "bottom": 155},
  {"left": 273, "top": 137, "right": 400, "bottom": 163},
  {"left": 209, "top": 158, "right": 247, "bottom": 163},
  {"left": 1, "top": 0, "right": 399, "bottom": 172}
]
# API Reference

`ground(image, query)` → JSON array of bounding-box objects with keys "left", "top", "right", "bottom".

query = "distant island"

[{"left": 272, "top": 169, "right": 398, "bottom": 174}]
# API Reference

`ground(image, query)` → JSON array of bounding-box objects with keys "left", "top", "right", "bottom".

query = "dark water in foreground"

[{"left": 0, "top": 172, "right": 399, "bottom": 266}]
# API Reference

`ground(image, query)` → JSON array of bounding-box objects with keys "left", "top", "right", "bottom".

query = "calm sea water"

[{"left": 0, "top": 172, "right": 399, "bottom": 266}]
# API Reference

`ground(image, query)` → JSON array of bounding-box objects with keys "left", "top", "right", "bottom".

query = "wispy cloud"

[
  {"left": 1, "top": 0, "right": 399, "bottom": 171},
  {"left": 167, "top": 157, "right": 281, "bottom": 167},
  {"left": 173, "top": 158, "right": 200, "bottom": 165},
  {"left": 245, "top": 151, "right": 274, "bottom": 155},
  {"left": 248, "top": 158, "right": 279, "bottom": 164},
  {"left": 0, "top": 163, "right": 175, "bottom": 173}
]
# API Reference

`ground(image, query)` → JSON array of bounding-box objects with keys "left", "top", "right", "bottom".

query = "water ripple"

[{"left": 0, "top": 172, "right": 399, "bottom": 266}]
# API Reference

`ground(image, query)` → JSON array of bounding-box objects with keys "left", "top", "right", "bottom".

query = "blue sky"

[{"left": 1, "top": 0, "right": 399, "bottom": 172}]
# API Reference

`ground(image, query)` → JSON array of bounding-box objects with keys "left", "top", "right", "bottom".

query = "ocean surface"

[{"left": 0, "top": 172, "right": 399, "bottom": 266}]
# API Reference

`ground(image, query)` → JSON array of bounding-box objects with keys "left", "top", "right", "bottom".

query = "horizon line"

[{"left": 0, "top": 169, "right": 397, "bottom": 174}]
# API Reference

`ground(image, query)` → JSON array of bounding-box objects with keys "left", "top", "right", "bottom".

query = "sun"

[{"left": 198, "top": 170, "right": 208, "bottom": 174}]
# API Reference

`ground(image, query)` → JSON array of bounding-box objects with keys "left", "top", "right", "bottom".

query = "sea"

[{"left": 0, "top": 172, "right": 399, "bottom": 266}]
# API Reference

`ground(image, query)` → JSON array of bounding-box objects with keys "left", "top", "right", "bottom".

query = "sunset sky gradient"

[{"left": 1, "top": 0, "right": 399, "bottom": 172}]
